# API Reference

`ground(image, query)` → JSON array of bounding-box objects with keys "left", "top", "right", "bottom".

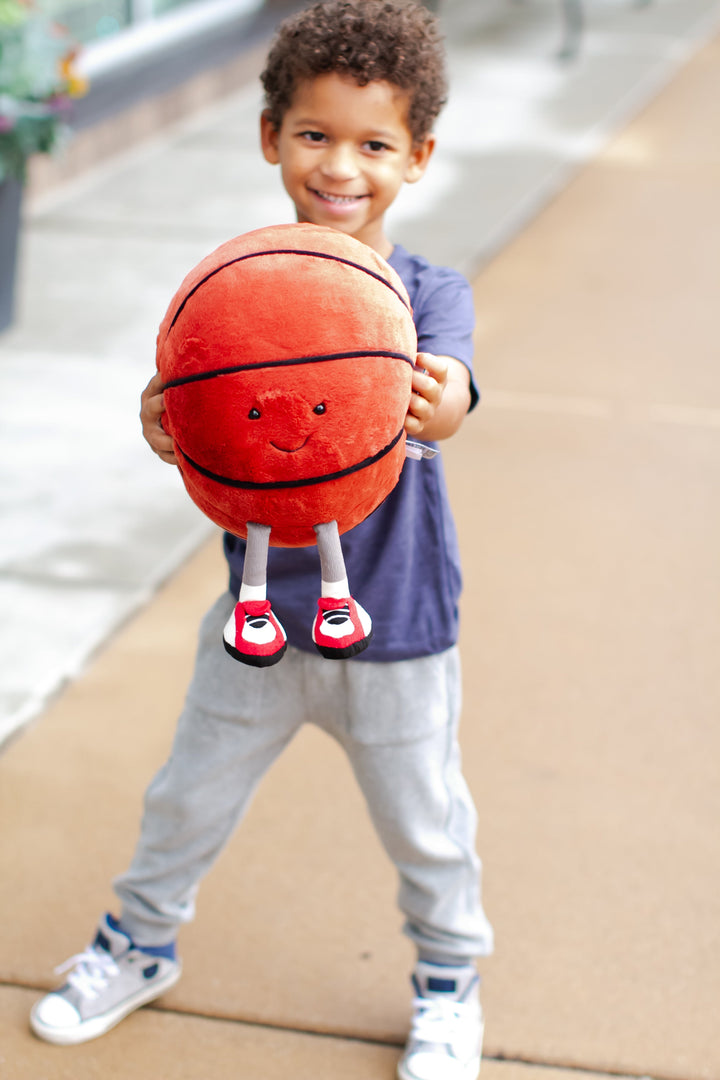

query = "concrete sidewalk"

[{"left": 1, "top": 2, "right": 719, "bottom": 1079}]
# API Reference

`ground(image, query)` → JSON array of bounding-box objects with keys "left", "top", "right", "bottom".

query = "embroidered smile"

[{"left": 270, "top": 437, "right": 309, "bottom": 453}]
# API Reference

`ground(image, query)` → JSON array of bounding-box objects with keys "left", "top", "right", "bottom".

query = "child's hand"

[
  {"left": 140, "top": 372, "right": 178, "bottom": 465},
  {"left": 405, "top": 352, "right": 448, "bottom": 437},
  {"left": 404, "top": 352, "right": 472, "bottom": 442}
]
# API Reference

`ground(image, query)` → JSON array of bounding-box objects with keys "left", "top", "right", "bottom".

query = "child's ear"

[
  {"left": 404, "top": 135, "right": 436, "bottom": 184},
  {"left": 260, "top": 109, "right": 280, "bottom": 164}
]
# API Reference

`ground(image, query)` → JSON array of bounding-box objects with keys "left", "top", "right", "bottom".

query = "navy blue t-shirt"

[{"left": 224, "top": 244, "right": 479, "bottom": 661}]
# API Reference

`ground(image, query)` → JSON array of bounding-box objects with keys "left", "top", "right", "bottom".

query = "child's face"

[{"left": 261, "top": 72, "right": 434, "bottom": 257}]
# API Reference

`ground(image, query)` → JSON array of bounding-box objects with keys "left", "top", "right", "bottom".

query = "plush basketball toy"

[{"left": 156, "top": 223, "right": 417, "bottom": 666}]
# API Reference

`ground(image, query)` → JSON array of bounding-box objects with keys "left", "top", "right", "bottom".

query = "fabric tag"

[{"left": 406, "top": 440, "right": 439, "bottom": 461}]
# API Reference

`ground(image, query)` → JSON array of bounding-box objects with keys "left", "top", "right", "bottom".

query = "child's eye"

[
  {"left": 313, "top": 402, "right": 326, "bottom": 415},
  {"left": 365, "top": 140, "right": 389, "bottom": 153},
  {"left": 301, "top": 130, "right": 326, "bottom": 143},
  {"left": 248, "top": 407, "right": 261, "bottom": 420}
]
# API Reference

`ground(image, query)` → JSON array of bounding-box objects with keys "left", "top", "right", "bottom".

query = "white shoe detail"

[
  {"left": 241, "top": 612, "right": 280, "bottom": 646},
  {"left": 397, "top": 963, "right": 483, "bottom": 1080},
  {"left": 56, "top": 947, "right": 120, "bottom": 1001}
]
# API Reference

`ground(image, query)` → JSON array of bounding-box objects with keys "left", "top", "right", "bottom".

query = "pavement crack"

[{"left": 0, "top": 984, "right": 681, "bottom": 1079}]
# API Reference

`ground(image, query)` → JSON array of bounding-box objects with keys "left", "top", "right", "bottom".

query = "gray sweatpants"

[{"left": 114, "top": 592, "right": 494, "bottom": 962}]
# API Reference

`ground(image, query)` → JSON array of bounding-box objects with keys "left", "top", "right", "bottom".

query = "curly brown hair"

[{"left": 260, "top": 0, "right": 448, "bottom": 144}]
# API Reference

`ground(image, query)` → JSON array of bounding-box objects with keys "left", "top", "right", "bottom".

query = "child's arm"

[
  {"left": 405, "top": 351, "right": 472, "bottom": 442},
  {"left": 140, "top": 372, "right": 178, "bottom": 465}
]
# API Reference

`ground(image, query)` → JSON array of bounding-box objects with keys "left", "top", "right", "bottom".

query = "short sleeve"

[{"left": 388, "top": 248, "right": 479, "bottom": 411}]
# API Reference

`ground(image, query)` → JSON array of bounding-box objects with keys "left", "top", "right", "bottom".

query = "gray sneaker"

[{"left": 30, "top": 913, "right": 181, "bottom": 1045}]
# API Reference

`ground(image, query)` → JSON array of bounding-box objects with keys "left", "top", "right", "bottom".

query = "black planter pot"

[{"left": 0, "top": 175, "right": 23, "bottom": 334}]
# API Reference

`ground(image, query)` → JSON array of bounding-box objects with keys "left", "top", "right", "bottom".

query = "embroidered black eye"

[
  {"left": 248, "top": 407, "right": 261, "bottom": 420},
  {"left": 313, "top": 403, "right": 326, "bottom": 415}
]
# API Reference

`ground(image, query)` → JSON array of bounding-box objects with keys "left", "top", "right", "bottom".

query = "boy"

[{"left": 30, "top": 2, "right": 494, "bottom": 1077}]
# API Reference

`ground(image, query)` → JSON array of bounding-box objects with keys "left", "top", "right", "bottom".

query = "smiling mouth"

[
  {"left": 270, "top": 438, "right": 309, "bottom": 453},
  {"left": 311, "top": 189, "right": 368, "bottom": 206}
]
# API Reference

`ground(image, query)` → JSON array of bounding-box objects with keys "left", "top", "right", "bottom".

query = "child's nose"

[{"left": 320, "top": 143, "right": 360, "bottom": 181}]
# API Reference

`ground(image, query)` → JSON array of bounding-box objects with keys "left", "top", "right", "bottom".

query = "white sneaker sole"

[
  {"left": 397, "top": 1055, "right": 481, "bottom": 1080},
  {"left": 30, "top": 963, "right": 182, "bottom": 1046}
]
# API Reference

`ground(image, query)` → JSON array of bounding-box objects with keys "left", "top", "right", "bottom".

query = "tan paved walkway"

[{"left": 1, "top": 30, "right": 719, "bottom": 1080}]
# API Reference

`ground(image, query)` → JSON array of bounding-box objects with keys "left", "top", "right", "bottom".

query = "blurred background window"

[{"left": 47, "top": 0, "right": 263, "bottom": 46}]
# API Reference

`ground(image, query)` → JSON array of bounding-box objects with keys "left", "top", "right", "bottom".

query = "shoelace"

[
  {"left": 409, "top": 995, "right": 475, "bottom": 1044},
  {"left": 55, "top": 947, "right": 120, "bottom": 1000}
]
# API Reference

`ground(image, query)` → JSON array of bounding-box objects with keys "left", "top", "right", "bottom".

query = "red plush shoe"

[
  {"left": 223, "top": 600, "right": 287, "bottom": 667},
  {"left": 312, "top": 597, "right": 372, "bottom": 659}
]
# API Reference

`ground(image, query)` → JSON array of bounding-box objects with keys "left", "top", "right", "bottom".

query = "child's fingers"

[
  {"left": 405, "top": 354, "right": 450, "bottom": 436},
  {"left": 404, "top": 385, "right": 435, "bottom": 434},
  {"left": 145, "top": 423, "right": 177, "bottom": 463},
  {"left": 411, "top": 355, "right": 446, "bottom": 404},
  {"left": 140, "top": 373, "right": 178, "bottom": 464},
  {"left": 404, "top": 409, "right": 427, "bottom": 436},
  {"left": 150, "top": 424, "right": 177, "bottom": 455},
  {"left": 139, "top": 387, "right": 167, "bottom": 432},
  {"left": 416, "top": 352, "right": 449, "bottom": 387},
  {"left": 155, "top": 446, "right": 179, "bottom": 465},
  {"left": 411, "top": 361, "right": 446, "bottom": 407}
]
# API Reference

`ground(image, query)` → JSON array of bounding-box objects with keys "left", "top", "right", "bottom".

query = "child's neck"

[
  {"left": 369, "top": 231, "right": 394, "bottom": 260},
  {"left": 295, "top": 213, "right": 394, "bottom": 260}
]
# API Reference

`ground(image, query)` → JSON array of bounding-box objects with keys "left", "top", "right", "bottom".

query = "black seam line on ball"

[
  {"left": 176, "top": 428, "right": 404, "bottom": 490},
  {"left": 166, "top": 249, "right": 412, "bottom": 336},
  {"left": 162, "top": 350, "right": 414, "bottom": 389}
]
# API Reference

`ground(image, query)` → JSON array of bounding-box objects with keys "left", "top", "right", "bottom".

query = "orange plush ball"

[{"left": 156, "top": 224, "right": 416, "bottom": 547}]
